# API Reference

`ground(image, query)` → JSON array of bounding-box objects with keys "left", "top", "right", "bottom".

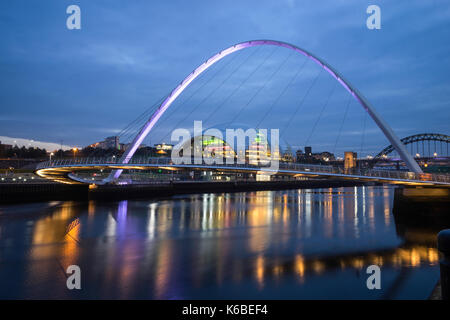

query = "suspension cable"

[
  {"left": 360, "top": 111, "right": 367, "bottom": 159},
  {"left": 332, "top": 94, "right": 352, "bottom": 156},
  {"left": 118, "top": 95, "right": 168, "bottom": 140},
  {"left": 227, "top": 49, "right": 294, "bottom": 127},
  {"left": 158, "top": 47, "right": 262, "bottom": 143},
  {"left": 202, "top": 46, "right": 277, "bottom": 128},
  {"left": 281, "top": 68, "right": 322, "bottom": 140},
  {"left": 118, "top": 52, "right": 241, "bottom": 144},
  {"left": 255, "top": 56, "right": 309, "bottom": 129},
  {"left": 155, "top": 50, "right": 241, "bottom": 129},
  {"left": 304, "top": 81, "right": 338, "bottom": 147}
]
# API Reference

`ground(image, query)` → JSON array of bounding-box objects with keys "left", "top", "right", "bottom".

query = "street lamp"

[
  {"left": 434, "top": 152, "right": 438, "bottom": 157},
  {"left": 49, "top": 152, "right": 54, "bottom": 163},
  {"left": 72, "top": 147, "right": 78, "bottom": 159},
  {"left": 415, "top": 153, "right": 420, "bottom": 158}
]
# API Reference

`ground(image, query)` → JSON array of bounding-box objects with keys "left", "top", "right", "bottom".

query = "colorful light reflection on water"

[{"left": 0, "top": 186, "right": 440, "bottom": 299}]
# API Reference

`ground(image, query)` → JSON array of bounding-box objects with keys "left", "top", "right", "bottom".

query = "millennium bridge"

[
  {"left": 34, "top": 40, "right": 449, "bottom": 188},
  {"left": 35, "top": 157, "right": 450, "bottom": 186}
]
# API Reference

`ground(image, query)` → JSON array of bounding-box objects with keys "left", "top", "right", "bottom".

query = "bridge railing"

[{"left": 36, "top": 157, "right": 450, "bottom": 184}]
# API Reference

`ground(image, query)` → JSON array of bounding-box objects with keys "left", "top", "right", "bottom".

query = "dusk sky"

[{"left": 1, "top": 0, "right": 449, "bottom": 156}]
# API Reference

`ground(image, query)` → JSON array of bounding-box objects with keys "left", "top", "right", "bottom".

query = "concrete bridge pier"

[
  {"left": 393, "top": 187, "right": 450, "bottom": 228},
  {"left": 438, "top": 229, "right": 450, "bottom": 300}
]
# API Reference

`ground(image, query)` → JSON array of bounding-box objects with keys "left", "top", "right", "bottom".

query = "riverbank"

[
  {"left": 0, "top": 182, "right": 88, "bottom": 203},
  {"left": 89, "top": 179, "right": 368, "bottom": 201},
  {"left": 393, "top": 187, "right": 450, "bottom": 227},
  {"left": 0, "top": 179, "right": 368, "bottom": 204},
  {"left": 429, "top": 281, "right": 442, "bottom": 300}
]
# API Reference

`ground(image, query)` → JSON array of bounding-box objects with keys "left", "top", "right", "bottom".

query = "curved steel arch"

[
  {"left": 375, "top": 133, "right": 450, "bottom": 158},
  {"left": 107, "top": 40, "right": 422, "bottom": 182}
]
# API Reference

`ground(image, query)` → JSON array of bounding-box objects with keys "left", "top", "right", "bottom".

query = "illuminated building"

[
  {"left": 88, "top": 136, "right": 120, "bottom": 150},
  {"left": 281, "top": 146, "right": 294, "bottom": 162},
  {"left": 246, "top": 131, "right": 280, "bottom": 165},
  {"left": 176, "top": 131, "right": 280, "bottom": 164},
  {"left": 154, "top": 143, "right": 173, "bottom": 156},
  {"left": 155, "top": 143, "right": 173, "bottom": 151},
  {"left": 296, "top": 146, "right": 335, "bottom": 163},
  {"left": 179, "top": 135, "right": 236, "bottom": 159},
  {"left": 344, "top": 151, "right": 358, "bottom": 170},
  {"left": 312, "top": 151, "right": 335, "bottom": 162}
]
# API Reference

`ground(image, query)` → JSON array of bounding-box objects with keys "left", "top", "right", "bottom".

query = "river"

[{"left": 0, "top": 185, "right": 440, "bottom": 299}]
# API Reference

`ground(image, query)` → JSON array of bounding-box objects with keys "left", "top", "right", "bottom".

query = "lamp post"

[
  {"left": 72, "top": 147, "right": 78, "bottom": 159},
  {"left": 49, "top": 152, "right": 54, "bottom": 163}
]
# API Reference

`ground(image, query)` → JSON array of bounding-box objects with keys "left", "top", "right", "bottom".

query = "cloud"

[
  {"left": 0, "top": 0, "right": 448, "bottom": 154},
  {"left": 79, "top": 43, "right": 160, "bottom": 72},
  {"left": 0, "top": 136, "right": 72, "bottom": 151}
]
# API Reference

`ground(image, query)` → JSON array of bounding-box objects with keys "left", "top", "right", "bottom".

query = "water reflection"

[{"left": 0, "top": 186, "right": 441, "bottom": 299}]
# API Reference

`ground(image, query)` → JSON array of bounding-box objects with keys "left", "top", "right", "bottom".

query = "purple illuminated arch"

[{"left": 106, "top": 40, "right": 421, "bottom": 182}]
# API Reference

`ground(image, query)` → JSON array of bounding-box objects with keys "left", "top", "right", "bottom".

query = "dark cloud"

[{"left": 0, "top": 0, "right": 449, "bottom": 156}]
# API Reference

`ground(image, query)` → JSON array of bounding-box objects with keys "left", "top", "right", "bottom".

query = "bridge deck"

[{"left": 35, "top": 158, "right": 450, "bottom": 186}]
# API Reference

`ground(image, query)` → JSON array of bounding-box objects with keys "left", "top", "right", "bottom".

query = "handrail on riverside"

[{"left": 35, "top": 157, "right": 450, "bottom": 185}]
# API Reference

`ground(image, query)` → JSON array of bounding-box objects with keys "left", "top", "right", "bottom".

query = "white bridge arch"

[{"left": 107, "top": 40, "right": 422, "bottom": 182}]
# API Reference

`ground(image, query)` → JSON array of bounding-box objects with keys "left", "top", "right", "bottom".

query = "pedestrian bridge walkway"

[{"left": 35, "top": 157, "right": 450, "bottom": 187}]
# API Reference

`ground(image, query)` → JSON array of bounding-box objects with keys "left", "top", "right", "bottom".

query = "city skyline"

[{"left": 1, "top": 1, "right": 449, "bottom": 158}]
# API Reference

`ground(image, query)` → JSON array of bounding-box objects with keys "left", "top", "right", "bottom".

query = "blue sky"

[{"left": 0, "top": 0, "right": 449, "bottom": 156}]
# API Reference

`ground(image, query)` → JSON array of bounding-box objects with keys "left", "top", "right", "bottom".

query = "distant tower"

[
  {"left": 305, "top": 146, "right": 312, "bottom": 156},
  {"left": 295, "top": 149, "right": 303, "bottom": 162},
  {"left": 344, "top": 151, "right": 357, "bottom": 170},
  {"left": 282, "top": 146, "right": 294, "bottom": 162}
]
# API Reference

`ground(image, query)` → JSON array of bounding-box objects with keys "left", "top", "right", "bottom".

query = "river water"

[{"left": 0, "top": 186, "right": 440, "bottom": 299}]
